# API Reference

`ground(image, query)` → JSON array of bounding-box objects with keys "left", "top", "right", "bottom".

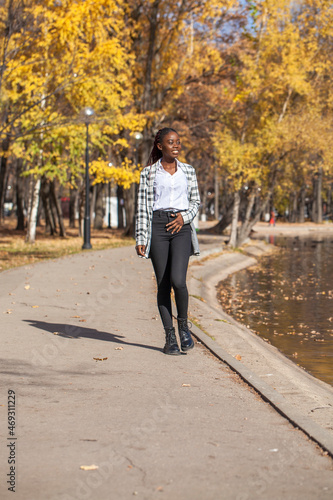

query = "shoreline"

[{"left": 189, "top": 228, "right": 333, "bottom": 455}]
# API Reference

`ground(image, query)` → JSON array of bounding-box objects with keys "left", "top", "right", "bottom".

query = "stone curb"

[{"left": 190, "top": 246, "right": 333, "bottom": 458}]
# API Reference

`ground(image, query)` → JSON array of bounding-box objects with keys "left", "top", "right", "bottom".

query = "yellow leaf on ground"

[{"left": 80, "top": 465, "right": 99, "bottom": 471}]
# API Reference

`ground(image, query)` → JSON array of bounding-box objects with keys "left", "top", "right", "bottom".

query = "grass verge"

[{"left": 0, "top": 219, "right": 134, "bottom": 272}]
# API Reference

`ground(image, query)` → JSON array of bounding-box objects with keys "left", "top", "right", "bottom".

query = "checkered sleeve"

[
  {"left": 135, "top": 168, "right": 149, "bottom": 246},
  {"left": 181, "top": 166, "right": 200, "bottom": 225}
]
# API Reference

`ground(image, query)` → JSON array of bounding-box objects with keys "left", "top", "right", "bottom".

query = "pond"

[{"left": 217, "top": 234, "right": 333, "bottom": 386}]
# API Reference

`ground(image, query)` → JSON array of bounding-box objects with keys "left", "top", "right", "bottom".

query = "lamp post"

[
  {"left": 134, "top": 132, "right": 143, "bottom": 166},
  {"left": 107, "top": 162, "right": 113, "bottom": 229},
  {"left": 133, "top": 132, "right": 143, "bottom": 236},
  {"left": 82, "top": 107, "right": 94, "bottom": 250}
]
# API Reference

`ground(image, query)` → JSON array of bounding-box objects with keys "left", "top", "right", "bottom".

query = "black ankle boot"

[
  {"left": 177, "top": 318, "right": 194, "bottom": 352},
  {"left": 163, "top": 327, "right": 180, "bottom": 355}
]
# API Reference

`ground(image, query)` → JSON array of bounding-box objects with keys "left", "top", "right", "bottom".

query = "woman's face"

[{"left": 158, "top": 132, "right": 181, "bottom": 160}]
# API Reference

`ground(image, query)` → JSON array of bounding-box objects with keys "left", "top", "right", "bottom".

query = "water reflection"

[{"left": 217, "top": 234, "right": 333, "bottom": 386}]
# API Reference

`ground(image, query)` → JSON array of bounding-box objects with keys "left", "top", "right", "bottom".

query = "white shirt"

[{"left": 153, "top": 160, "right": 189, "bottom": 211}]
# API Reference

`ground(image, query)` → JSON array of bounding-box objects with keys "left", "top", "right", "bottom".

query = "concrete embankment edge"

[{"left": 189, "top": 245, "right": 333, "bottom": 458}]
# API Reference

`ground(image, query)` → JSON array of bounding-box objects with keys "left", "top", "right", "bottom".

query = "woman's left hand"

[{"left": 166, "top": 213, "right": 184, "bottom": 234}]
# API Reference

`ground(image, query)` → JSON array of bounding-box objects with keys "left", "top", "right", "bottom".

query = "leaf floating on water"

[{"left": 80, "top": 464, "right": 99, "bottom": 471}]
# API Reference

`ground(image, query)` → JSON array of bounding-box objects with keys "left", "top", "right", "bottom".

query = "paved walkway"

[{"left": 1, "top": 242, "right": 333, "bottom": 500}]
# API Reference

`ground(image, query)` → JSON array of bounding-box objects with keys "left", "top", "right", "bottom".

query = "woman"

[{"left": 135, "top": 127, "right": 200, "bottom": 355}]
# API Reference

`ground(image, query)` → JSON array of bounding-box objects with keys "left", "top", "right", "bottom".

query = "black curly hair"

[{"left": 146, "top": 127, "right": 178, "bottom": 166}]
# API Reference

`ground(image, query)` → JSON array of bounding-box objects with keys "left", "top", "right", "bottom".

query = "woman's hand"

[
  {"left": 166, "top": 213, "right": 184, "bottom": 234},
  {"left": 136, "top": 245, "right": 146, "bottom": 257}
]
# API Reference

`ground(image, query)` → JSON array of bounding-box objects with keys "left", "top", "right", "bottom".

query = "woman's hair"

[{"left": 146, "top": 127, "right": 178, "bottom": 166}]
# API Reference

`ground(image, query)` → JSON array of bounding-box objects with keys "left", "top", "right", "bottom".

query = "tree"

[{"left": 1, "top": 0, "right": 142, "bottom": 241}]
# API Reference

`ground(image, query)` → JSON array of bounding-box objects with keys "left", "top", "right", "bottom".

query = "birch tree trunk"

[
  {"left": 228, "top": 190, "right": 240, "bottom": 248},
  {"left": 26, "top": 176, "right": 41, "bottom": 243}
]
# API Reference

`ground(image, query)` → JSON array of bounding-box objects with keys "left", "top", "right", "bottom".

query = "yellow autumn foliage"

[{"left": 90, "top": 158, "right": 141, "bottom": 189}]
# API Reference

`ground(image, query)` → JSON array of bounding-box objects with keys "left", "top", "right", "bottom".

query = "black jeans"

[{"left": 150, "top": 210, "right": 192, "bottom": 329}]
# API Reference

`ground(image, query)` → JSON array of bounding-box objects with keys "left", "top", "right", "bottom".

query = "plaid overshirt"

[{"left": 135, "top": 159, "right": 201, "bottom": 259}]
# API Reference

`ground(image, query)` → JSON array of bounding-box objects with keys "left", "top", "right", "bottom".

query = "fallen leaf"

[
  {"left": 80, "top": 464, "right": 99, "bottom": 471},
  {"left": 32, "top": 305, "right": 39, "bottom": 308},
  {"left": 71, "top": 315, "right": 81, "bottom": 318},
  {"left": 53, "top": 332, "right": 60, "bottom": 335},
  {"left": 235, "top": 354, "right": 242, "bottom": 361},
  {"left": 79, "top": 319, "right": 87, "bottom": 322},
  {"left": 4, "top": 309, "right": 13, "bottom": 314},
  {"left": 182, "top": 383, "right": 191, "bottom": 387},
  {"left": 24, "top": 285, "right": 30, "bottom": 290},
  {"left": 93, "top": 357, "right": 108, "bottom": 361},
  {"left": 115, "top": 347, "right": 123, "bottom": 350}
]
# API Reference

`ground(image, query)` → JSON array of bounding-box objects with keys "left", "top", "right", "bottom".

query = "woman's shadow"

[{"left": 23, "top": 319, "right": 163, "bottom": 352}]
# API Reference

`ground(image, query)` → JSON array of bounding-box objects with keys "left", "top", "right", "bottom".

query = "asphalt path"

[{"left": 0, "top": 244, "right": 332, "bottom": 500}]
